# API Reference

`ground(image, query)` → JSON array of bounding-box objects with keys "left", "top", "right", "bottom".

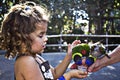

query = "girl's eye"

[
  {"left": 38, "top": 33, "right": 46, "bottom": 38},
  {"left": 39, "top": 35, "right": 43, "bottom": 38}
]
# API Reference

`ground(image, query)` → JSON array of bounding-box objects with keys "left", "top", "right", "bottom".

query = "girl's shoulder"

[
  {"left": 14, "top": 55, "right": 45, "bottom": 80},
  {"left": 15, "top": 55, "right": 37, "bottom": 68},
  {"left": 16, "top": 55, "right": 35, "bottom": 62}
]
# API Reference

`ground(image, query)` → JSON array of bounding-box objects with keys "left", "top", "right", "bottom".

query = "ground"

[{"left": 0, "top": 52, "right": 120, "bottom": 80}]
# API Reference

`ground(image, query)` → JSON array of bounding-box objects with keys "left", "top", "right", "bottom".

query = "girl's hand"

[
  {"left": 64, "top": 69, "right": 88, "bottom": 80},
  {"left": 67, "top": 40, "right": 81, "bottom": 58}
]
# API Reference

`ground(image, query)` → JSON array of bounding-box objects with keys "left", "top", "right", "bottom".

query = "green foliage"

[
  {"left": 0, "top": 0, "right": 120, "bottom": 52},
  {"left": 0, "top": 0, "right": 120, "bottom": 35}
]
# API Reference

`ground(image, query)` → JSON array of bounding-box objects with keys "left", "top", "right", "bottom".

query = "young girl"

[{"left": 0, "top": 1, "right": 87, "bottom": 80}]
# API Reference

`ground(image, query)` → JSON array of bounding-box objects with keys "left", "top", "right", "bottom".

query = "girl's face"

[{"left": 30, "top": 21, "right": 48, "bottom": 53}]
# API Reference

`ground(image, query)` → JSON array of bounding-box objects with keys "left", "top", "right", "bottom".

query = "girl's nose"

[{"left": 44, "top": 36, "right": 48, "bottom": 42}]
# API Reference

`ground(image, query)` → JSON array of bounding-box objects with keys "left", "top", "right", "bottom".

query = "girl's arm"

[{"left": 51, "top": 40, "right": 81, "bottom": 79}]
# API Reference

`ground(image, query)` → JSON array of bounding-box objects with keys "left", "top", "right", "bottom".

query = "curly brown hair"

[{"left": 0, "top": 1, "right": 50, "bottom": 59}]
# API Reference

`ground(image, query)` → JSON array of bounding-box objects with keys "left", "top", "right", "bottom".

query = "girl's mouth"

[{"left": 43, "top": 45, "right": 46, "bottom": 49}]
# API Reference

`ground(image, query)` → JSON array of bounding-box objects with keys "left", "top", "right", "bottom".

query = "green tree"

[{"left": 0, "top": 0, "right": 120, "bottom": 35}]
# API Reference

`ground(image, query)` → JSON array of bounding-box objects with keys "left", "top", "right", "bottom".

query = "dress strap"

[
  {"left": 36, "top": 54, "right": 46, "bottom": 62},
  {"left": 35, "top": 54, "right": 46, "bottom": 64},
  {"left": 35, "top": 55, "right": 54, "bottom": 80}
]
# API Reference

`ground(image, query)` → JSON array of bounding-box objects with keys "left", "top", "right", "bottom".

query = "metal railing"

[
  {"left": 0, "top": 34, "right": 120, "bottom": 55},
  {"left": 46, "top": 34, "right": 120, "bottom": 52},
  {"left": 47, "top": 34, "right": 120, "bottom": 38}
]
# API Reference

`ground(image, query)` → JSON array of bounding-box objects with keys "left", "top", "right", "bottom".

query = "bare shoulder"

[
  {"left": 15, "top": 56, "right": 37, "bottom": 67},
  {"left": 16, "top": 55, "right": 35, "bottom": 62},
  {"left": 15, "top": 56, "right": 44, "bottom": 80},
  {"left": 15, "top": 56, "right": 38, "bottom": 73}
]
